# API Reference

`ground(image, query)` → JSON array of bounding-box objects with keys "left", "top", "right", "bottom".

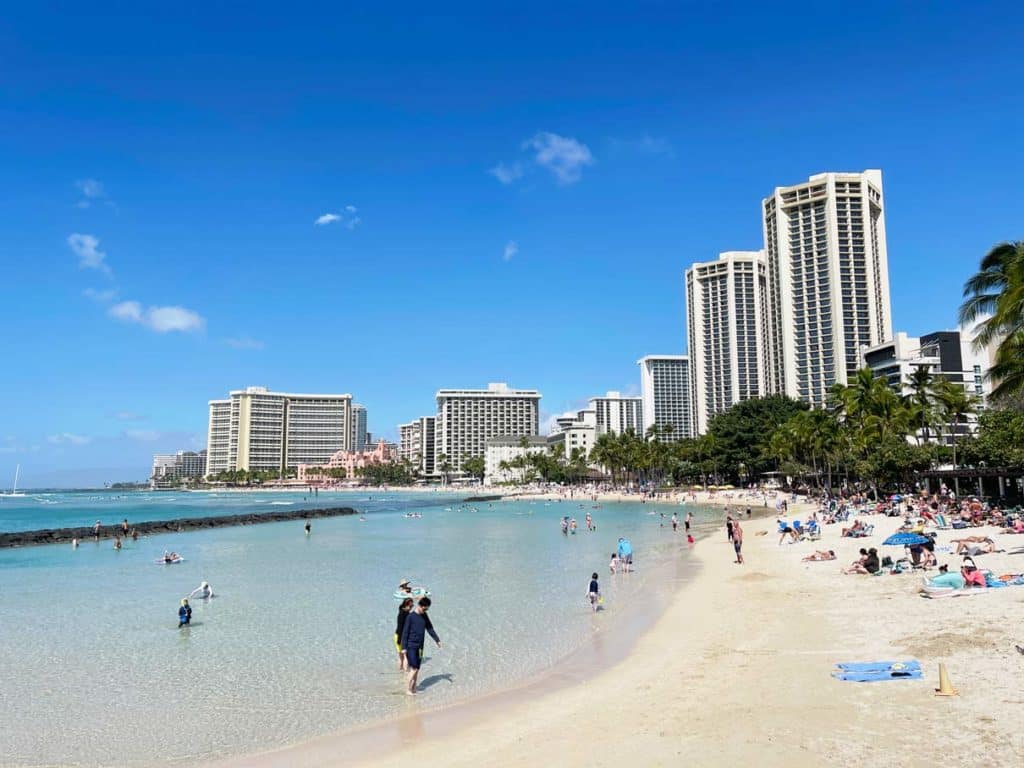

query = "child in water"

[
  {"left": 587, "top": 572, "right": 601, "bottom": 611},
  {"left": 609, "top": 552, "right": 618, "bottom": 574},
  {"left": 178, "top": 599, "right": 192, "bottom": 628}
]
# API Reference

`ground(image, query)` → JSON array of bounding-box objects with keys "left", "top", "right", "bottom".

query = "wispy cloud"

[
  {"left": 224, "top": 337, "right": 265, "bottom": 350},
  {"left": 48, "top": 432, "right": 92, "bottom": 445},
  {"left": 109, "top": 301, "right": 205, "bottom": 333},
  {"left": 75, "top": 178, "right": 106, "bottom": 209},
  {"left": 83, "top": 287, "right": 117, "bottom": 303},
  {"left": 608, "top": 135, "right": 675, "bottom": 158},
  {"left": 68, "top": 233, "right": 112, "bottom": 275},
  {"left": 315, "top": 205, "right": 360, "bottom": 229},
  {"left": 525, "top": 132, "right": 594, "bottom": 184},
  {"left": 124, "top": 429, "right": 161, "bottom": 441},
  {"left": 113, "top": 411, "right": 144, "bottom": 421},
  {"left": 488, "top": 162, "right": 523, "bottom": 185},
  {"left": 503, "top": 240, "right": 519, "bottom": 262}
]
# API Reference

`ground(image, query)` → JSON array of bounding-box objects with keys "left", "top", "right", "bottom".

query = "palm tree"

[
  {"left": 437, "top": 453, "right": 452, "bottom": 486},
  {"left": 959, "top": 241, "right": 1024, "bottom": 400},
  {"left": 933, "top": 380, "right": 979, "bottom": 469},
  {"left": 905, "top": 365, "right": 938, "bottom": 444}
]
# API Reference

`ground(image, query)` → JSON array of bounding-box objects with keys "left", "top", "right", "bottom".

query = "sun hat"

[{"left": 398, "top": 578, "right": 411, "bottom": 587}]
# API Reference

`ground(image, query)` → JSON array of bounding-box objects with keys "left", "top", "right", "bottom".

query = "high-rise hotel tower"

[
  {"left": 762, "top": 170, "right": 892, "bottom": 407},
  {"left": 685, "top": 251, "right": 772, "bottom": 434},
  {"left": 206, "top": 386, "right": 352, "bottom": 476},
  {"left": 434, "top": 383, "right": 540, "bottom": 473}
]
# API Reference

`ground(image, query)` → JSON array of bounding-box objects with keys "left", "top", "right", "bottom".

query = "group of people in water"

[{"left": 393, "top": 579, "right": 441, "bottom": 695}]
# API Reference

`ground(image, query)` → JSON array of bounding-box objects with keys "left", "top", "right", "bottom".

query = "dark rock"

[{"left": 0, "top": 507, "right": 358, "bottom": 549}]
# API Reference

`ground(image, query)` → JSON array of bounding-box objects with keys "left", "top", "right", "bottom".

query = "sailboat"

[{"left": 1, "top": 464, "right": 26, "bottom": 497}]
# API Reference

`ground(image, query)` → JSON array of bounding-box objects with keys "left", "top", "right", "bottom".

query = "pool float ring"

[{"left": 393, "top": 586, "right": 430, "bottom": 600}]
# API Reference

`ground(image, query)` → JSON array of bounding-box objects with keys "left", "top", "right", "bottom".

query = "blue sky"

[{"left": 1, "top": 2, "right": 1022, "bottom": 486}]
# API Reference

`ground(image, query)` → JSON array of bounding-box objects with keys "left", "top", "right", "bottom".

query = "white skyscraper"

[
  {"left": 762, "top": 170, "right": 892, "bottom": 407},
  {"left": 588, "top": 391, "right": 644, "bottom": 436},
  {"left": 638, "top": 356, "right": 694, "bottom": 441},
  {"left": 398, "top": 416, "right": 436, "bottom": 476},
  {"left": 434, "top": 383, "right": 540, "bottom": 473},
  {"left": 685, "top": 251, "right": 772, "bottom": 434},
  {"left": 205, "top": 386, "right": 352, "bottom": 475}
]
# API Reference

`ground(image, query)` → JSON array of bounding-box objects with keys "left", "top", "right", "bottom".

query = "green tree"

[
  {"left": 705, "top": 395, "right": 808, "bottom": 484},
  {"left": 462, "top": 455, "right": 486, "bottom": 483},
  {"left": 959, "top": 241, "right": 1024, "bottom": 401},
  {"left": 933, "top": 379, "right": 980, "bottom": 469}
]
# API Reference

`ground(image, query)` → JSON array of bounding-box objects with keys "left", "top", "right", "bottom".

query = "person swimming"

[
  {"left": 188, "top": 581, "right": 214, "bottom": 599},
  {"left": 304, "top": 521, "right": 311, "bottom": 536}
]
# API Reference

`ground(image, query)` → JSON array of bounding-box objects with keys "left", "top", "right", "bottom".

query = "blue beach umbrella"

[{"left": 882, "top": 532, "right": 929, "bottom": 546}]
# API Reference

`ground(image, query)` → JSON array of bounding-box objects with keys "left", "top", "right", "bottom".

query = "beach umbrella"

[
  {"left": 882, "top": 532, "right": 929, "bottom": 546},
  {"left": 891, "top": 494, "right": 903, "bottom": 502}
]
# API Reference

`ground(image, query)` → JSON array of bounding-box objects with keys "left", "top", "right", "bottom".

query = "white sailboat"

[{"left": 1, "top": 464, "right": 26, "bottom": 497}]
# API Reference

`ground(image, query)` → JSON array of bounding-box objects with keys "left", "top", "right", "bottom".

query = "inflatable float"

[{"left": 393, "top": 586, "right": 431, "bottom": 600}]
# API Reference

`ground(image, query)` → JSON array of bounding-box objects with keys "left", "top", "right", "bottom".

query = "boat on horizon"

[{"left": 1, "top": 464, "right": 26, "bottom": 498}]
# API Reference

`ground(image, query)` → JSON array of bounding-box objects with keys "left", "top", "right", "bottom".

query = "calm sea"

[{"left": 0, "top": 491, "right": 716, "bottom": 767}]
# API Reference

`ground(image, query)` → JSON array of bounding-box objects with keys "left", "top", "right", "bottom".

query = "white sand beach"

[{"left": 229, "top": 507, "right": 1024, "bottom": 768}]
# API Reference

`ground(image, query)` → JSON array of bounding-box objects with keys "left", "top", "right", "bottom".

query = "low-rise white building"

[{"left": 484, "top": 436, "right": 550, "bottom": 485}]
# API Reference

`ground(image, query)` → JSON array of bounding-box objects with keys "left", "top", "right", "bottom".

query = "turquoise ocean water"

[{"left": 0, "top": 491, "right": 716, "bottom": 767}]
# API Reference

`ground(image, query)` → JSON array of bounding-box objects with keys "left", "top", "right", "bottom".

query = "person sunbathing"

[
  {"left": 954, "top": 537, "right": 998, "bottom": 555},
  {"left": 920, "top": 564, "right": 966, "bottom": 591},
  {"left": 841, "top": 520, "right": 864, "bottom": 537},
  {"left": 802, "top": 550, "right": 836, "bottom": 561},
  {"left": 1004, "top": 519, "right": 1024, "bottom": 534}
]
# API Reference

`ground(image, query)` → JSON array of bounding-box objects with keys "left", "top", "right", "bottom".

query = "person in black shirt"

[
  {"left": 394, "top": 598, "right": 414, "bottom": 670},
  {"left": 400, "top": 597, "right": 441, "bottom": 695},
  {"left": 587, "top": 572, "right": 601, "bottom": 611}
]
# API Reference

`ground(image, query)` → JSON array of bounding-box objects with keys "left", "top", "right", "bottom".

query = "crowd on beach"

[{"left": 765, "top": 484, "right": 1024, "bottom": 600}]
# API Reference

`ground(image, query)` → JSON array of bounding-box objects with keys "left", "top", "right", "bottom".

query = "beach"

[{"left": 240, "top": 507, "right": 1024, "bottom": 768}]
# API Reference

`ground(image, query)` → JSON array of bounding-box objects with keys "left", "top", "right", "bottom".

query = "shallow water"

[{"left": 0, "top": 495, "right": 718, "bottom": 767}]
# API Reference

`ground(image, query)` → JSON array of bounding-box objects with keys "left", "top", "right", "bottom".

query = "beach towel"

[{"left": 832, "top": 661, "right": 922, "bottom": 682}]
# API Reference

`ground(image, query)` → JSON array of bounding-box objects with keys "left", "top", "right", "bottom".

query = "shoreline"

[
  {"left": 206, "top": 519, "right": 703, "bottom": 768},
  {"left": 232, "top": 506, "right": 1023, "bottom": 767}
]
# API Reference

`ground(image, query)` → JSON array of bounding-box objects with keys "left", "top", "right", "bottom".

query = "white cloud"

[
  {"left": 224, "top": 337, "right": 265, "bottom": 350},
  {"left": 109, "top": 301, "right": 205, "bottom": 333},
  {"left": 113, "top": 411, "right": 143, "bottom": 421},
  {"left": 315, "top": 206, "right": 360, "bottom": 228},
  {"left": 74, "top": 178, "right": 108, "bottom": 209},
  {"left": 124, "top": 429, "right": 161, "bottom": 441},
  {"left": 503, "top": 240, "right": 518, "bottom": 262},
  {"left": 489, "top": 162, "right": 523, "bottom": 185},
  {"left": 68, "top": 233, "right": 111, "bottom": 275},
  {"left": 48, "top": 432, "right": 92, "bottom": 445},
  {"left": 525, "top": 132, "right": 594, "bottom": 184},
  {"left": 83, "top": 287, "right": 117, "bottom": 303}
]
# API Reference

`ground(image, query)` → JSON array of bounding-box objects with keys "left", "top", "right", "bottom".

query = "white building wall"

[
  {"left": 763, "top": 170, "right": 892, "bottom": 408},
  {"left": 686, "top": 250, "right": 771, "bottom": 434},
  {"left": 638, "top": 355, "right": 694, "bottom": 440},
  {"left": 435, "top": 383, "right": 540, "bottom": 473}
]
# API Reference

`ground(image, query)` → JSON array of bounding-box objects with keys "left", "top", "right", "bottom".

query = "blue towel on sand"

[
  {"left": 832, "top": 660, "right": 922, "bottom": 682},
  {"left": 835, "top": 661, "right": 920, "bottom": 672}
]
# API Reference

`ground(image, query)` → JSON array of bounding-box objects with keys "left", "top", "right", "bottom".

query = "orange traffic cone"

[{"left": 935, "top": 663, "right": 958, "bottom": 696}]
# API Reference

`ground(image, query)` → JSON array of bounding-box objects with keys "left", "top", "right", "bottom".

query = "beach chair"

[
  {"left": 806, "top": 521, "right": 821, "bottom": 541},
  {"left": 792, "top": 520, "right": 805, "bottom": 540}
]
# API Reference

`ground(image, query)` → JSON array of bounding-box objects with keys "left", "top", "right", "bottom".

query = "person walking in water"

[
  {"left": 400, "top": 597, "right": 441, "bottom": 695},
  {"left": 178, "top": 599, "right": 192, "bottom": 628},
  {"left": 93, "top": 520, "right": 101, "bottom": 541},
  {"left": 394, "top": 598, "right": 414, "bottom": 671},
  {"left": 587, "top": 572, "right": 601, "bottom": 611},
  {"left": 671, "top": 513, "right": 678, "bottom": 532},
  {"left": 685, "top": 510, "right": 692, "bottom": 533},
  {"left": 121, "top": 519, "right": 129, "bottom": 538},
  {"left": 732, "top": 517, "right": 745, "bottom": 565},
  {"left": 304, "top": 521, "right": 311, "bottom": 536}
]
